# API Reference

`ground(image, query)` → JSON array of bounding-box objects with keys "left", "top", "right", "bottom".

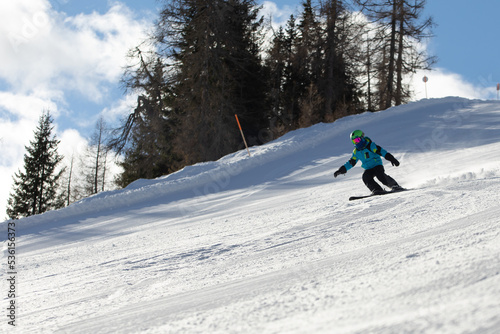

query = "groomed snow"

[{"left": 2, "top": 97, "right": 500, "bottom": 333}]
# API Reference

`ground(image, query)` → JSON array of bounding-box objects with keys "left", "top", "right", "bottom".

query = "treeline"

[
  {"left": 111, "top": 0, "right": 434, "bottom": 188},
  {"left": 6, "top": 0, "right": 434, "bottom": 219}
]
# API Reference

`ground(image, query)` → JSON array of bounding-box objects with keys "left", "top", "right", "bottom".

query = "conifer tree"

[
  {"left": 296, "top": 0, "right": 322, "bottom": 122},
  {"left": 7, "top": 111, "right": 65, "bottom": 219},
  {"left": 268, "top": 0, "right": 362, "bottom": 127},
  {"left": 319, "top": 0, "right": 361, "bottom": 119},
  {"left": 156, "top": 0, "right": 268, "bottom": 164},
  {"left": 266, "top": 24, "right": 291, "bottom": 137},
  {"left": 266, "top": 15, "right": 302, "bottom": 136},
  {"left": 111, "top": 49, "right": 179, "bottom": 188}
]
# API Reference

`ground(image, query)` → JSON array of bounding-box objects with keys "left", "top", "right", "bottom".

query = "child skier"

[{"left": 334, "top": 130, "right": 403, "bottom": 195}]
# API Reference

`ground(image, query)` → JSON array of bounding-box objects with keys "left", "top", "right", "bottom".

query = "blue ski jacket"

[{"left": 343, "top": 137, "right": 388, "bottom": 171}]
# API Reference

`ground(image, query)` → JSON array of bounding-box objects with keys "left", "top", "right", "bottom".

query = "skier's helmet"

[{"left": 350, "top": 130, "right": 364, "bottom": 145}]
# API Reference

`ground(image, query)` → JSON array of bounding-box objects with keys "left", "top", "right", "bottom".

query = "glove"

[
  {"left": 385, "top": 153, "right": 400, "bottom": 167},
  {"left": 334, "top": 166, "right": 347, "bottom": 178}
]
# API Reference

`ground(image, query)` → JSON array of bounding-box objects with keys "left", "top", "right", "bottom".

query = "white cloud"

[
  {"left": 0, "top": 1, "right": 151, "bottom": 101},
  {"left": 260, "top": 1, "right": 297, "bottom": 29},
  {"left": 58, "top": 128, "right": 88, "bottom": 159},
  {"left": 100, "top": 92, "right": 138, "bottom": 124},
  {"left": 410, "top": 68, "right": 496, "bottom": 101},
  {"left": 0, "top": 90, "right": 60, "bottom": 120},
  {"left": 0, "top": 0, "right": 152, "bottom": 216}
]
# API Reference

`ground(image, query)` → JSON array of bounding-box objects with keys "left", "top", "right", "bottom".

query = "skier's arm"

[
  {"left": 385, "top": 153, "right": 400, "bottom": 166},
  {"left": 370, "top": 141, "right": 388, "bottom": 157},
  {"left": 334, "top": 165, "right": 346, "bottom": 177},
  {"left": 334, "top": 153, "right": 357, "bottom": 177},
  {"left": 371, "top": 142, "right": 400, "bottom": 166},
  {"left": 344, "top": 155, "right": 357, "bottom": 171}
]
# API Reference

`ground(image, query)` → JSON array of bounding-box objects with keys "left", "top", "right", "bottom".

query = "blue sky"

[
  {"left": 1, "top": 0, "right": 499, "bottom": 215},
  {"left": 422, "top": 0, "right": 499, "bottom": 89}
]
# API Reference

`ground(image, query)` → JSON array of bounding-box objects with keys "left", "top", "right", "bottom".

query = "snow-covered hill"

[{"left": 2, "top": 97, "right": 500, "bottom": 333}]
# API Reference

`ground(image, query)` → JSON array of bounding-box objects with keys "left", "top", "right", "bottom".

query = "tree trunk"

[
  {"left": 385, "top": 0, "right": 398, "bottom": 109},
  {"left": 395, "top": 1, "right": 404, "bottom": 106}
]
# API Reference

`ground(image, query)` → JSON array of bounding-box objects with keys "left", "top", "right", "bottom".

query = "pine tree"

[
  {"left": 266, "top": 15, "right": 302, "bottom": 136},
  {"left": 111, "top": 49, "right": 179, "bottom": 188},
  {"left": 267, "top": 0, "right": 362, "bottom": 127},
  {"left": 156, "top": 0, "right": 268, "bottom": 164},
  {"left": 319, "top": 0, "right": 361, "bottom": 119},
  {"left": 296, "top": 0, "right": 322, "bottom": 122},
  {"left": 7, "top": 111, "right": 65, "bottom": 219},
  {"left": 266, "top": 1, "right": 323, "bottom": 132}
]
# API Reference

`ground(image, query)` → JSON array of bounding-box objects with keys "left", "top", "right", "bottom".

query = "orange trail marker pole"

[{"left": 235, "top": 114, "right": 251, "bottom": 157}]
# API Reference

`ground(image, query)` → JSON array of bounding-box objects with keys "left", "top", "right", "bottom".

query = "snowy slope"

[{"left": 2, "top": 97, "right": 500, "bottom": 333}]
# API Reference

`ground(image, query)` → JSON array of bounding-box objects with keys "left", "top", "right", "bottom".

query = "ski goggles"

[{"left": 352, "top": 137, "right": 363, "bottom": 144}]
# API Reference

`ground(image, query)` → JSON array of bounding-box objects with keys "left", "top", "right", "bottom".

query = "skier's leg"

[
  {"left": 374, "top": 165, "right": 400, "bottom": 189},
  {"left": 363, "top": 167, "right": 384, "bottom": 194}
]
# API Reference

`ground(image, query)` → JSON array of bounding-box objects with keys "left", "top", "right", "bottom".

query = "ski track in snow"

[{"left": 2, "top": 97, "right": 500, "bottom": 333}]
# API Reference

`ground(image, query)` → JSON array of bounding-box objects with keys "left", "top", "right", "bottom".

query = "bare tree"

[
  {"left": 355, "top": 0, "right": 435, "bottom": 108},
  {"left": 81, "top": 116, "right": 111, "bottom": 196}
]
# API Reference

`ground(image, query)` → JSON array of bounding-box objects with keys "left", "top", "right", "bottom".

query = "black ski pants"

[{"left": 362, "top": 165, "right": 398, "bottom": 193}]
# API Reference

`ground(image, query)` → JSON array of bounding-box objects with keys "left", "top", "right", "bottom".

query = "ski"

[{"left": 349, "top": 188, "right": 407, "bottom": 201}]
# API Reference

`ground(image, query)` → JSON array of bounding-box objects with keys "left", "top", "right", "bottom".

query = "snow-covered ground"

[{"left": 2, "top": 97, "right": 500, "bottom": 333}]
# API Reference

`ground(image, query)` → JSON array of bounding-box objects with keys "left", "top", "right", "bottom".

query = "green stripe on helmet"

[{"left": 350, "top": 130, "right": 364, "bottom": 140}]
